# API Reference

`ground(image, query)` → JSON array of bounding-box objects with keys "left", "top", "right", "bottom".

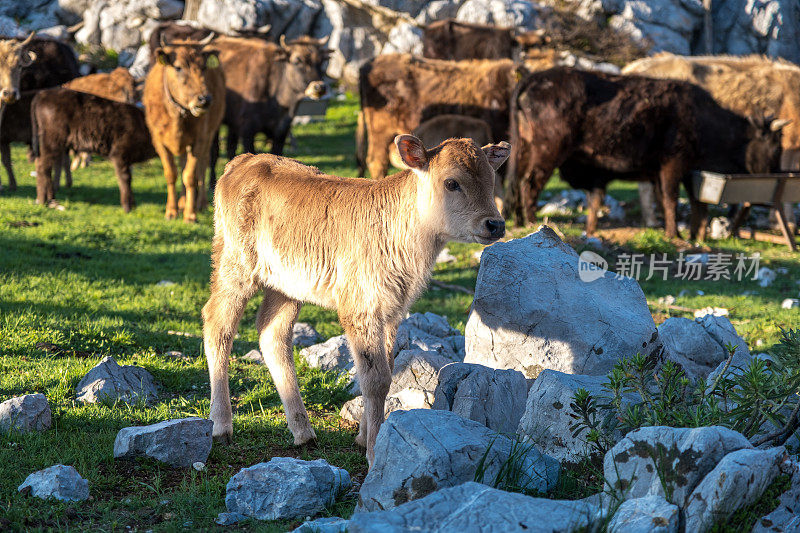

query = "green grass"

[{"left": 1, "top": 94, "right": 799, "bottom": 531}]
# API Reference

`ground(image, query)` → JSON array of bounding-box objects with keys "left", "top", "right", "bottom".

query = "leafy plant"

[{"left": 569, "top": 329, "right": 800, "bottom": 456}]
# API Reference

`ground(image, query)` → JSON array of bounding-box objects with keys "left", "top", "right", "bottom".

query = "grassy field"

[{"left": 1, "top": 95, "right": 799, "bottom": 531}]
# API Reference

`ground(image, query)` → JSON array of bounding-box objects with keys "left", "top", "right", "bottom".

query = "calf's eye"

[{"left": 444, "top": 179, "right": 461, "bottom": 192}]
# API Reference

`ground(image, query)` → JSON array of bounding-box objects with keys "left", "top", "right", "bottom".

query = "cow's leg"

[
  {"left": 366, "top": 127, "right": 395, "bottom": 180},
  {"left": 209, "top": 131, "right": 219, "bottom": 193},
  {"left": 155, "top": 144, "right": 179, "bottom": 219},
  {"left": 226, "top": 127, "right": 239, "bottom": 161},
  {"left": 270, "top": 118, "right": 292, "bottom": 156},
  {"left": 658, "top": 161, "right": 683, "bottom": 239},
  {"left": 34, "top": 153, "right": 55, "bottom": 206},
  {"left": 256, "top": 288, "right": 316, "bottom": 445},
  {"left": 1, "top": 142, "right": 15, "bottom": 190},
  {"left": 112, "top": 158, "right": 135, "bottom": 213},
  {"left": 202, "top": 254, "right": 256, "bottom": 442},
  {"left": 192, "top": 142, "right": 210, "bottom": 212},
  {"left": 182, "top": 149, "right": 200, "bottom": 222},
  {"left": 685, "top": 176, "right": 708, "bottom": 241},
  {"left": 63, "top": 152, "right": 73, "bottom": 188},
  {"left": 340, "top": 312, "right": 390, "bottom": 466},
  {"left": 585, "top": 187, "right": 605, "bottom": 236}
]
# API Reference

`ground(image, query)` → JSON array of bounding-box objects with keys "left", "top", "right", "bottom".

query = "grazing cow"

[
  {"left": 359, "top": 54, "right": 522, "bottom": 179},
  {"left": 31, "top": 88, "right": 156, "bottom": 211},
  {"left": 0, "top": 36, "right": 79, "bottom": 190},
  {"left": 203, "top": 136, "right": 510, "bottom": 465},
  {"left": 208, "top": 34, "right": 328, "bottom": 185},
  {"left": 507, "top": 68, "right": 786, "bottom": 239},
  {"left": 143, "top": 35, "right": 225, "bottom": 222},
  {"left": 423, "top": 19, "right": 516, "bottom": 60},
  {"left": 63, "top": 67, "right": 138, "bottom": 104}
]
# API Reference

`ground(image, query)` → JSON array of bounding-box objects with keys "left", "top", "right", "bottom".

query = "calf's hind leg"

[
  {"left": 202, "top": 261, "right": 256, "bottom": 442},
  {"left": 256, "top": 288, "right": 316, "bottom": 445}
]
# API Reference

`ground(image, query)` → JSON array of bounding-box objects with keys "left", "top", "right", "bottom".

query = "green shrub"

[{"left": 569, "top": 329, "right": 800, "bottom": 457}]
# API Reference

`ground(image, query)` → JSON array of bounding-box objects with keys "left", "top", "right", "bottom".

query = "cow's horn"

[
  {"left": 197, "top": 32, "right": 215, "bottom": 46},
  {"left": 20, "top": 32, "right": 35, "bottom": 46},
  {"left": 317, "top": 35, "right": 329, "bottom": 46},
  {"left": 160, "top": 33, "right": 169, "bottom": 47},
  {"left": 771, "top": 118, "right": 792, "bottom": 131},
  {"left": 257, "top": 24, "right": 271, "bottom": 34},
  {"left": 280, "top": 34, "right": 289, "bottom": 49}
]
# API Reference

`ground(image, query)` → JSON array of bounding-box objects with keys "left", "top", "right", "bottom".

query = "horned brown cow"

[
  {"left": 143, "top": 35, "right": 225, "bottom": 222},
  {"left": 203, "top": 136, "right": 510, "bottom": 465},
  {"left": 358, "top": 54, "right": 521, "bottom": 179}
]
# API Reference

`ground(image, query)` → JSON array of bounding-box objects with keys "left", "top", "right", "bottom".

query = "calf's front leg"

[
  {"left": 341, "top": 313, "right": 391, "bottom": 466},
  {"left": 155, "top": 144, "right": 179, "bottom": 219}
]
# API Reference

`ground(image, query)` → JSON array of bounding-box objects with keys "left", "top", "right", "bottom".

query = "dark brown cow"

[
  {"left": 208, "top": 34, "right": 328, "bottom": 182},
  {"left": 507, "top": 67, "right": 786, "bottom": 239},
  {"left": 0, "top": 35, "right": 78, "bottom": 190},
  {"left": 422, "top": 19, "right": 516, "bottom": 60},
  {"left": 358, "top": 54, "right": 520, "bottom": 179},
  {"left": 31, "top": 88, "right": 156, "bottom": 211}
]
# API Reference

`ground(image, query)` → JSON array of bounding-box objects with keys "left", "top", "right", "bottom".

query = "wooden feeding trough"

[{"left": 692, "top": 171, "right": 800, "bottom": 250}]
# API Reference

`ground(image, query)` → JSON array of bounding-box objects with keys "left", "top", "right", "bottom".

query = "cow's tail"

[{"left": 30, "top": 96, "right": 39, "bottom": 159}]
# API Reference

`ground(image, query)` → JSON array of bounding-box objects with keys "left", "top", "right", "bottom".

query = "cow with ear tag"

[
  {"left": 143, "top": 34, "right": 225, "bottom": 222},
  {"left": 203, "top": 135, "right": 510, "bottom": 466}
]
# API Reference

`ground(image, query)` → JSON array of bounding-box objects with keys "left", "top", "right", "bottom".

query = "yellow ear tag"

[
  {"left": 207, "top": 55, "right": 220, "bottom": 69},
  {"left": 157, "top": 53, "right": 168, "bottom": 66}
]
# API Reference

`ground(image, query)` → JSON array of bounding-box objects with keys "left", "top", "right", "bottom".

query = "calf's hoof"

[
  {"left": 183, "top": 213, "right": 197, "bottom": 223},
  {"left": 354, "top": 429, "right": 367, "bottom": 448},
  {"left": 213, "top": 433, "right": 232, "bottom": 444},
  {"left": 292, "top": 426, "right": 317, "bottom": 446},
  {"left": 165, "top": 209, "right": 178, "bottom": 220}
]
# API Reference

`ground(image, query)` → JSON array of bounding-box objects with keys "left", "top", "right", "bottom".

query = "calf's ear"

[
  {"left": 155, "top": 48, "right": 174, "bottom": 66},
  {"left": 482, "top": 141, "right": 511, "bottom": 170},
  {"left": 21, "top": 50, "right": 36, "bottom": 66},
  {"left": 394, "top": 134, "right": 428, "bottom": 171}
]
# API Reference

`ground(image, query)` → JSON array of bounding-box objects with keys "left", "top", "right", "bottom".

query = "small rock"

[
  {"left": 292, "top": 322, "right": 321, "bottom": 348},
  {"left": 709, "top": 217, "right": 732, "bottom": 240},
  {"left": 75, "top": 356, "right": 158, "bottom": 404},
  {"left": 300, "top": 335, "right": 355, "bottom": 381},
  {"left": 0, "top": 393, "right": 51, "bottom": 434},
  {"left": 192, "top": 462, "right": 205, "bottom": 471},
  {"left": 114, "top": 418, "right": 213, "bottom": 468},
  {"left": 358, "top": 410, "right": 559, "bottom": 512},
  {"left": 608, "top": 495, "right": 679, "bottom": 533},
  {"left": 658, "top": 295, "right": 676, "bottom": 306},
  {"left": 225, "top": 458, "right": 350, "bottom": 521},
  {"left": 693, "top": 306, "right": 729, "bottom": 318},
  {"left": 215, "top": 512, "right": 247, "bottom": 526},
  {"left": 241, "top": 349, "right": 264, "bottom": 363},
  {"left": 350, "top": 482, "right": 597, "bottom": 532},
  {"left": 604, "top": 426, "right": 753, "bottom": 506},
  {"left": 584, "top": 236, "right": 603, "bottom": 249},
  {"left": 758, "top": 267, "right": 777, "bottom": 287},
  {"left": 686, "top": 253, "right": 708, "bottom": 264},
  {"left": 436, "top": 247, "right": 457, "bottom": 263},
  {"left": 292, "top": 516, "right": 349, "bottom": 532},
  {"left": 782, "top": 298, "right": 800, "bottom": 309},
  {"left": 157, "top": 280, "right": 176, "bottom": 287},
  {"left": 18, "top": 465, "right": 89, "bottom": 502},
  {"left": 659, "top": 317, "right": 727, "bottom": 381},
  {"left": 684, "top": 447, "right": 787, "bottom": 531},
  {"left": 472, "top": 249, "right": 483, "bottom": 261},
  {"left": 432, "top": 362, "right": 528, "bottom": 434}
]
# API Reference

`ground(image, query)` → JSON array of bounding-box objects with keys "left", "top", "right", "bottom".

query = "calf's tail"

[{"left": 30, "top": 97, "right": 39, "bottom": 159}]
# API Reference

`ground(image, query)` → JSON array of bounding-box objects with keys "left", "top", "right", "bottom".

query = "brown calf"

[
  {"left": 31, "top": 88, "right": 155, "bottom": 211},
  {"left": 143, "top": 35, "right": 225, "bottom": 222},
  {"left": 203, "top": 136, "right": 510, "bottom": 465}
]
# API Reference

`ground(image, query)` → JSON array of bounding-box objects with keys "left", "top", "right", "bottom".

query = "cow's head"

[
  {"left": 277, "top": 35, "right": 330, "bottom": 101},
  {"left": 394, "top": 135, "right": 510, "bottom": 244},
  {"left": 0, "top": 34, "right": 36, "bottom": 105},
  {"left": 154, "top": 34, "right": 221, "bottom": 117},
  {"left": 745, "top": 116, "right": 790, "bottom": 174}
]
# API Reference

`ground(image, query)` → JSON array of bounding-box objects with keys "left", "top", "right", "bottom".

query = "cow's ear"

[
  {"left": 482, "top": 141, "right": 511, "bottom": 170},
  {"left": 155, "top": 48, "right": 173, "bottom": 66},
  {"left": 395, "top": 134, "right": 428, "bottom": 171},
  {"left": 20, "top": 50, "right": 36, "bottom": 66},
  {"left": 204, "top": 50, "right": 220, "bottom": 69}
]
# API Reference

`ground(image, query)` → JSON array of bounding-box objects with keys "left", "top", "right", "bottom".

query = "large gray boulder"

[
  {"left": 432, "top": 362, "right": 528, "bottom": 434},
  {"left": 684, "top": 447, "right": 787, "bottom": 532},
  {"left": 113, "top": 418, "right": 213, "bottom": 467},
  {"left": 225, "top": 458, "right": 350, "bottom": 521},
  {"left": 607, "top": 495, "right": 679, "bottom": 533},
  {"left": 351, "top": 482, "right": 599, "bottom": 532},
  {"left": 516, "top": 369, "right": 639, "bottom": 462},
  {"left": 604, "top": 426, "right": 753, "bottom": 507},
  {"left": 659, "top": 317, "right": 728, "bottom": 381},
  {"left": 712, "top": 0, "right": 800, "bottom": 65},
  {"left": 465, "top": 227, "right": 661, "bottom": 378},
  {"left": 456, "top": 0, "right": 543, "bottom": 30},
  {"left": 18, "top": 465, "right": 89, "bottom": 502},
  {"left": 358, "top": 409, "right": 560, "bottom": 512},
  {"left": 196, "top": 0, "right": 322, "bottom": 39},
  {"left": 75, "top": 356, "right": 158, "bottom": 404},
  {"left": 607, "top": 0, "right": 704, "bottom": 55},
  {"left": 0, "top": 393, "right": 51, "bottom": 434},
  {"left": 752, "top": 460, "right": 800, "bottom": 533}
]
